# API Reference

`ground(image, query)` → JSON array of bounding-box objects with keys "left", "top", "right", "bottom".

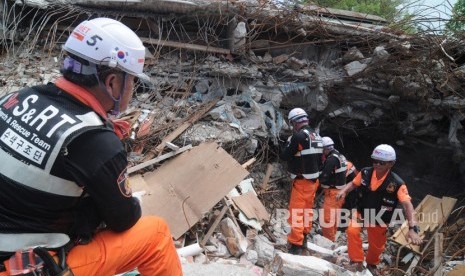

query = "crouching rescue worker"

[
  {"left": 0, "top": 18, "right": 182, "bottom": 276},
  {"left": 280, "top": 108, "right": 323, "bottom": 255},
  {"left": 319, "top": 136, "right": 347, "bottom": 242},
  {"left": 336, "top": 144, "right": 422, "bottom": 274}
]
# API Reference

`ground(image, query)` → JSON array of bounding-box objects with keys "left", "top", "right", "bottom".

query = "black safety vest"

[
  {"left": 286, "top": 126, "right": 323, "bottom": 180},
  {"left": 358, "top": 167, "right": 403, "bottom": 224},
  {"left": 0, "top": 84, "right": 109, "bottom": 233},
  {"left": 320, "top": 149, "right": 348, "bottom": 188}
]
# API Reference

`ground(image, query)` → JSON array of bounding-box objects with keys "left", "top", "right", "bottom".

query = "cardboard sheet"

[{"left": 130, "top": 142, "right": 249, "bottom": 238}]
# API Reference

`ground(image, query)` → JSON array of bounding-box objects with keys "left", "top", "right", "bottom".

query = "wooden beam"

[
  {"left": 141, "top": 37, "right": 231, "bottom": 55},
  {"left": 260, "top": 163, "right": 274, "bottom": 191},
  {"left": 165, "top": 142, "right": 180, "bottom": 151},
  {"left": 144, "top": 99, "right": 218, "bottom": 160},
  {"left": 200, "top": 204, "right": 229, "bottom": 247},
  {"left": 241, "top": 158, "right": 256, "bottom": 169},
  {"left": 223, "top": 198, "right": 241, "bottom": 230},
  {"left": 406, "top": 255, "right": 421, "bottom": 275},
  {"left": 433, "top": 233, "right": 444, "bottom": 276},
  {"left": 128, "top": 144, "right": 192, "bottom": 174}
]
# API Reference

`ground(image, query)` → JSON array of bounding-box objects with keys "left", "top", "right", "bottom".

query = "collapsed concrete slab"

[{"left": 272, "top": 252, "right": 363, "bottom": 276}]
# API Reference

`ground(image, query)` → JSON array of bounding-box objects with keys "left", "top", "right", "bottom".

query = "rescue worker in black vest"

[
  {"left": 319, "top": 136, "right": 347, "bottom": 242},
  {"left": 280, "top": 108, "right": 323, "bottom": 255},
  {"left": 336, "top": 144, "right": 422, "bottom": 273},
  {"left": 0, "top": 18, "right": 181, "bottom": 276}
]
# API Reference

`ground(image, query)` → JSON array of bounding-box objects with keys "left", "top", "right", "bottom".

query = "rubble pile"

[{"left": 2, "top": 0, "right": 465, "bottom": 275}]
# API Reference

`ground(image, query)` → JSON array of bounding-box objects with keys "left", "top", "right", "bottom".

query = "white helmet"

[
  {"left": 322, "top": 136, "right": 334, "bottom": 147},
  {"left": 288, "top": 108, "right": 308, "bottom": 122},
  {"left": 371, "top": 144, "right": 396, "bottom": 161},
  {"left": 63, "top": 18, "right": 149, "bottom": 81}
]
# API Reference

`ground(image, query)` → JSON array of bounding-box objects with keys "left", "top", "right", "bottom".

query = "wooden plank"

[
  {"left": 447, "top": 265, "right": 465, "bottom": 276},
  {"left": 231, "top": 191, "right": 270, "bottom": 222},
  {"left": 200, "top": 204, "right": 229, "bottom": 247},
  {"left": 390, "top": 195, "right": 457, "bottom": 255},
  {"left": 223, "top": 198, "right": 241, "bottom": 230},
  {"left": 260, "top": 163, "right": 273, "bottom": 191},
  {"left": 141, "top": 37, "right": 231, "bottom": 55},
  {"left": 133, "top": 142, "right": 249, "bottom": 239},
  {"left": 148, "top": 99, "right": 218, "bottom": 159},
  {"left": 433, "top": 233, "right": 443, "bottom": 276},
  {"left": 406, "top": 255, "right": 421, "bottom": 275},
  {"left": 241, "top": 157, "right": 256, "bottom": 169},
  {"left": 127, "top": 144, "right": 192, "bottom": 174}
]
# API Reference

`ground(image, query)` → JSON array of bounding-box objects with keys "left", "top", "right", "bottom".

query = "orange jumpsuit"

[
  {"left": 0, "top": 217, "right": 182, "bottom": 276},
  {"left": 346, "top": 170, "right": 411, "bottom": 265},
  {"left": 280, "top": 125, "right": 322, "bottom": 247},
  {"left": 319, "top": 150, "right": 348, "bottom": 242},
  {"left": 322, "top": 188, "right": 345, "bottom": 241},
  {"left": 287, "top": 178, "right": 319, "bottom": 246}
]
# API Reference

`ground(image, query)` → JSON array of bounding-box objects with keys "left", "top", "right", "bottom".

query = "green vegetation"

[{"left": 446, "top": 0, "right": 465, "bottom": 34}]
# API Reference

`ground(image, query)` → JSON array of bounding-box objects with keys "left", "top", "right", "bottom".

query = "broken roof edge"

[
  {"left": 300, "top": 4, "right": 388, "bottom": 24},
  {"left": 18, "top": 0, "right": 408, "bottom": 41},
  {"left": 70, "top": 0, "right": 237, "bottom": 15},
  {"left": 300, "top": 15, "right": 409, "bottom": 40}
]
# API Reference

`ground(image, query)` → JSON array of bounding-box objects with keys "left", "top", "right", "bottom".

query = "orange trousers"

[
  {"left": 321, "top": 188, "right": 345, "bottom": 242},
  {"left": 287, "top": 178, "right": 318, "bottom": 246},
  {"left": 346, "top": 215, "right": 387, "bottom": 265},
  {"left": 1, "top": 216, "right": 182, "bottom": 276}
]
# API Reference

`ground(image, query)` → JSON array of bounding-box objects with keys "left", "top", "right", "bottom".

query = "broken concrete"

[
  {"left": 272, "top": 252, "right": 355, "bottom": 276},
  {"left": 2, "top": 0, "right": 465, "bottom": 275}
]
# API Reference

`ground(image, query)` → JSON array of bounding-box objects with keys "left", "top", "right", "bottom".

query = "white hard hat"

[
  {"left": 322, "top": 136, "right": 334, "bottom": 147},
  {"left": 288, "top": 108, "right": 308, "bottom": 122},
  {"left": 63, "top": 18, "right": 149, "bottom": 81},
  {"left": 371, "top": 144, "right": 396, "bottom": 161}
]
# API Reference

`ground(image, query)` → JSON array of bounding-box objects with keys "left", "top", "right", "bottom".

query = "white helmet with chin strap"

[
  {"left": 63, "top": 17, "right": 149, "bottom": 81},
  {"left": 371, "top": 144, "right": 396, "bottom": 161}
]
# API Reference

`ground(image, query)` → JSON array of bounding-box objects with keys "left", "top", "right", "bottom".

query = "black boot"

[
  {"left": 302, "top": 234, "right": 308, "bottom": 249},
  {"left": 288, "top": 243, "right": 303, "bottom": 255},
  {"left": 366, "top": 264, "right": 379, "bottom": 275}
]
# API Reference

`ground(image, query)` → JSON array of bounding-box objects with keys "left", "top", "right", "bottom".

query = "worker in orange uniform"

[
  {"left": 0, "top": 18, "right": 182, "bottom": 276},
  {"left": 280, "top": 108, "right": 323, "bottom": 255},
  {"left": 319, "top": 136, "right": 348, "bottom": 242},
  {"left": 336, "top": 144, "right": 423, "bottom": 273}
]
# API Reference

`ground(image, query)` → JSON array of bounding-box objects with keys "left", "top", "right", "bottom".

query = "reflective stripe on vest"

[
  {"left": 320, "top": 151, "right": 347, "bottom": 188},
  {"left": 0, "top": 88, "right": 103, "bottom": 197},
  {"left": 347, "top": 163, "right": 356, "bottom": 176},
  {"left": 294, "top": 147, "right": 323, "bottom": 156},
  {"left": 293, "top": 129, "right": 323, "bottom": 157},
  {"left": 287, "top": 127, "right": 322, "bottom": 180},
  {"left": 290, "top": 171, "right": 320, "bottom": 180},
  {"left": 0, "top": 149, "right": 83, "bottom": 197}
]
